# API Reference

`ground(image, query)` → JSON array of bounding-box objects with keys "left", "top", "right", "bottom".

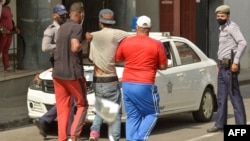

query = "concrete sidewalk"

[{"left": 0, "top": 69, "right": 250, "bottom": 131}]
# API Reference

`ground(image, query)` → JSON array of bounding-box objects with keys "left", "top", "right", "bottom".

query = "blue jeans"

[
  {"left": 90, "top": 81, "right": 122, "bottom": 141},
  {"left": 122, "top": 82, "right": 160, "bottom": 141}
]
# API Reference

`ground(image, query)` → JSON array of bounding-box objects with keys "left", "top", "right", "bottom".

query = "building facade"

[{"left": 8, "top": 0, "right": 250, "bottom": 69}]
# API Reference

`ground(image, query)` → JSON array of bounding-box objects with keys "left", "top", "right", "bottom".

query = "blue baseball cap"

[{"left": 53, "top": 4, "right": 68, "bottom": 15}]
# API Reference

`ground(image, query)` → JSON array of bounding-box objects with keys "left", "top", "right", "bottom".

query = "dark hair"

[
  {"left": 101, "top": 23, "right": 113, "bottom": 27},
  {"left": 4, "top": 0, "right": 11, "bottom": 6}
]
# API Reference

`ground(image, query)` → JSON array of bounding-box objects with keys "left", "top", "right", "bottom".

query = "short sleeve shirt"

[
  {"left": 52, "top": 19, "right": 84, "bottom": 80},
  {"left": 89, "top": 28, "right": 129, "bottom": 75},
  {"left": 217, "top": 20, "right": 247, "bottom": 64},
  {"left": 41, "top": 21, "right": 60, "bottom": 53},
  {"left": 116, "top": 35, "right": 167, "bottom": 83}
]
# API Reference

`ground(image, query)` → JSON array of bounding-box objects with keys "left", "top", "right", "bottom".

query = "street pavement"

[{"left": 0, "top": 69, "right": 250, "bottom": 131}]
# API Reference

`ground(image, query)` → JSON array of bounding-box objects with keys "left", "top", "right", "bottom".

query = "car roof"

[{"left": 129, "top": 32, "right": 188, "bottom": 43}]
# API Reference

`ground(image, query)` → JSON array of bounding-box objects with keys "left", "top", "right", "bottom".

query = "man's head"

[
  {"left": 2, "top": 0, "right": 9, "bottom": 6},
  {"left": 215, "top": 5, "right": 230, "bottom": 25},
  {"left": 0, "top": 0, "right": 6, "bottom": 5},
  {"left": 136, "top": 15, "right": 151, "bottom": 35},
  {"left": 53, "top": 4, "right": 68, "bottom": 25},
  {"left": 99, "top": 9, "right": 116, "bottom": 26},
  {"left": 69, "top": 2, "right": 84, "bottom": 24}
]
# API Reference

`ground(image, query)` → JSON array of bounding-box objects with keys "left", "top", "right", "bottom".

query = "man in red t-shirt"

[{"left": 116, "top": 15, "right": 168, "bottom": 141}]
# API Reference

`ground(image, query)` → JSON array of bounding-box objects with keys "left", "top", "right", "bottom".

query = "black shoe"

[
  {"left": 207, "top": 126, "right": 223, "bottom": 133},
  {"left": 34, "top": 119, "right": 47, "bottom": 137}
]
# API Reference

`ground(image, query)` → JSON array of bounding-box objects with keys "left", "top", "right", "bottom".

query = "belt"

[
  {"left": 218, "top": 59, "right": 231, "bottom": 67},
  {"left": 93, "top": 76, "right": 118, "bottom": 83}
]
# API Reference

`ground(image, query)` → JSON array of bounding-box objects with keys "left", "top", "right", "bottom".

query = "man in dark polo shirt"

[{"left": 52, "top": 2, "right": 89, "bottom": 141}]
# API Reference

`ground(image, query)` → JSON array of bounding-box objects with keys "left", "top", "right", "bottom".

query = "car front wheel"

[{"left": 192, "top": 87, "right": 215, "bottom": 122}]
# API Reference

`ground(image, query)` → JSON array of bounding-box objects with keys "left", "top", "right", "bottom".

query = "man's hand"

[
  {"left": 231, "top": 63, "right": 238, "bottom": 72},
  {"left": 14, "top": 27, "right": 20, "bottom": 34},
  {"left": 85, "top": 32, "right": 93, "bottom": 42}
]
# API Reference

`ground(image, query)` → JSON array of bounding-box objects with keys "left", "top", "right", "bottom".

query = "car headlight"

[{"left": 29, "top": 74, "right": 42, "bottom": 90}]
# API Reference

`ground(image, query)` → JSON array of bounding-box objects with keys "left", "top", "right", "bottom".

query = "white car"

[{"left": 27, "top": 32, "right": 218, "bottom": 123}]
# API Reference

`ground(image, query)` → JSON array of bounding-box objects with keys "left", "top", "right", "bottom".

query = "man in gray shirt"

[
  {"left": 87, "top": 9, "right": 130, "bottom": 141},
  {"left": 207, "top": 4, "right": 247, "bottom": 133}
]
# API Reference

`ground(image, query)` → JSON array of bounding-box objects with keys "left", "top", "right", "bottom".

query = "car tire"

[{"left": 192, "top": 87, "right": 215, "bottom": 122}]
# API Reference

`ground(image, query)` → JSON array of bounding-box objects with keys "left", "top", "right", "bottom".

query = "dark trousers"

[
  {"left": 41, "top": 97, "right": 75, "bottom": 135},
  {"left": 215, "top": 65, "right": 246, "bottom": 128}
]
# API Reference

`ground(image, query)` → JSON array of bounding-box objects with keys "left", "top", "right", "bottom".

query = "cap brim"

[
  {"left": 137, "top": 25, "right": 151, "bottom": 28},
  {"left": 57, "top": 10, "right": 68, "bottom": 15},
  {"left": 100, "top": 18, "right": 116, "bottom": 24}
]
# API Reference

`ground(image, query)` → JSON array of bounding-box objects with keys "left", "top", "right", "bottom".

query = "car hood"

[{"left": 38, "top": 66, "right": 124, "bottom": 81}]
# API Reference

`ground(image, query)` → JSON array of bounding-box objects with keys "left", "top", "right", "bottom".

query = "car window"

[
  {"left": 174, "top": 41, "right": 200, "bottom": 65},
  {"left": 163, "top": 41, "right": 176, "bottom": 67}
]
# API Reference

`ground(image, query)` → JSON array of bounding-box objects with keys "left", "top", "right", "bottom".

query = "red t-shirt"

[{"left": 116, "top": 35, "right": 167, "bottom": 83}]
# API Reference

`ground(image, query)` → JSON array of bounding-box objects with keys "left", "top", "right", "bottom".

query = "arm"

[
  {"left": 230, "top": 26, "right": 247, "bottom": 66},
  {"left": 158, "top": 64, "right": 167, "bottom": 70},
  {"left": 41, "top": 27, "right": 56, "bottom": 53},
  {"left": 71, "top": 38, "right": 82, "bottom": 53},
  {"left": 158, "top": 43, "right": 168, "bottom": 70},
  {"left": 12, "top": 20, "right": 20, "bottom": 34}
]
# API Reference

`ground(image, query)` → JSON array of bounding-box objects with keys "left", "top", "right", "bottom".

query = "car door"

[
  {"left": 156, "top": 39, "right": 205, "bottom": 115},
  {"left": 155, "top": 40, "right": 186, "bottom": 114}
]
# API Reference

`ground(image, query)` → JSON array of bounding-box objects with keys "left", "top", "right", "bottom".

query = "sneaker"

[
  {"left": 89, "top": 130, "right": 100, "bottom": 141},
  {"left": 34, "top": 118, "right": 47, "bottom": 137}
]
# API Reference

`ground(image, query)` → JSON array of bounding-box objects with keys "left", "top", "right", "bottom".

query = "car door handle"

[{"left": 176, "top": 73, "right": 184, "bottom": 77}]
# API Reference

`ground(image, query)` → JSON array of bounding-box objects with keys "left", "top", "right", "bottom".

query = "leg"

[
  {"left": 123, "top": 82, "right": 149, "bottom": 141},
  {"left": 67, "top": 77, "right": 88, "bottom": 140},
  {"left": 133, "top": 84, "right": 159, "bottom": 141},
  {"left": 53, "top": 78, "right": 71, "bottom": 141},
  {"left": 229, "top": 71, "right": 246, "bottom": 125},
  {"left": 34, "top": 105, "right": 57, "bottom": 137},
  {"left": 67, "top": 96, "right": 75, "bottom": 136},
  {"left": 90, "top": 81, "right": 122, "bottom": 141},
  {"left": 103, "top": 81, "right": 122, "bottom": 141},
  {"left": 215, "top": 67, "right": 229, "bottom": 128},
  {"left": 2, "top": 35, "right": 12, "bottom": 70},
  {"left": 41, "top": 105, "right": 57, "bottom": 124}
]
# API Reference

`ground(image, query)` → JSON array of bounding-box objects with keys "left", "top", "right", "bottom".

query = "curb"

[
  {"left": 239, "top": 79, "right": 250, "bottom": 86},
  {"left": 0, "top": 117, "right": 33, "bottom": 131}
]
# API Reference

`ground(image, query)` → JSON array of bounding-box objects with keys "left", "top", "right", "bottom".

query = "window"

[
  {"left": 163, "top": 42, "right": 175, "bottom": 67},
  {"left": 174, "top": 41, "right": 200, "bottom": 65}
]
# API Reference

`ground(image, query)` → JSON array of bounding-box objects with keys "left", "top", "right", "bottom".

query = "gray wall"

[
  {"left": 111, "top": 0, "right": 159, "bottom": 32},
  {"left": 209, "top": 0, "right": 250, "bottom": 69},
  {"left": 16, "top": 0, "right": 61, "bottom": 70},
  {"left": 10, "top": 0, "right": 250, "bottom": 70},
  {"left": 136, "top": 0, "right": 159, "bottom": 31},
  {"left": 111, "top": 0, "right": 136, "bottom": 31},
  {"left": 208, "top": 0, "right": 223, "bottom": 61},
  {"left": 224, "top": 0, "right": 250, "bottom": 69}
]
